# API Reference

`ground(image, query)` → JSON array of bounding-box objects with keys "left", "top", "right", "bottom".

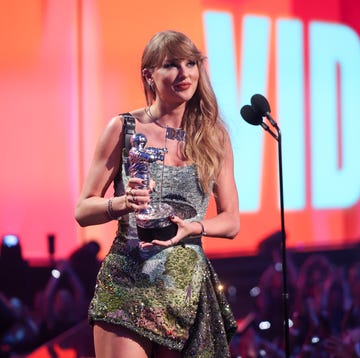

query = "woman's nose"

[{"left": 178, "top": 64, "right": 188, "bottom": 76}]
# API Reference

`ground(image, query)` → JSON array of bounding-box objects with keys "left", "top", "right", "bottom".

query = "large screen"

[{"left": 0, "top": 0, "right": 359, "bottom": 259}]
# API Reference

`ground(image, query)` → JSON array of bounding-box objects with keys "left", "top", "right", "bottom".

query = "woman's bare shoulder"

[
  {"left": 128, "top": 107, "right": 151, "bottom": 124},
  {"left": 106, "top": 108, "right": 153, "bottom": 139}
]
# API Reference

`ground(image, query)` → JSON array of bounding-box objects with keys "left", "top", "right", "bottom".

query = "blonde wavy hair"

[{"left": 141, "top": 30, "right": 227, "bottom": 193}]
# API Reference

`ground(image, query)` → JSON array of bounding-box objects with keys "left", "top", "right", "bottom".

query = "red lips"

[{"left": 174, "top": 82, "right": 191, "bottom": 90}]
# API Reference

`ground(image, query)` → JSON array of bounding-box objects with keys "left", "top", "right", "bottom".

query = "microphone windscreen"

[
  {"left": 240, "top": 105, "right": 263, "bottom": 126},
  {"left": 251, "top": 94, "right": 271, "bottom": 115}
]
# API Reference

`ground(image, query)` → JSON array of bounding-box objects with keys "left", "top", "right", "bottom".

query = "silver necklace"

[{"left": 145, "top": 106, "right": 186, "bottom": 142}]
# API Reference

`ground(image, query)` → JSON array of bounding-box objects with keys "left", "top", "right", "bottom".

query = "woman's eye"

[
  {"left": 163, "top": 62, "right": 177, "bottom": 68},
  {"left": 163, "top": 60, "right": 196, "bottom": 69}
]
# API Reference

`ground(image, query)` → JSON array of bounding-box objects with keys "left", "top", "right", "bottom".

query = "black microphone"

[
  {"left": 240, "top": 104, "right": 271, "bottom": 131},
  {"left": 240, "top": 104, "right": 278, "bottom": 140},
  {"left": 251, "top": 94, "right": 278, "bottom": 128},
  {"left": 240, "top": 104, "right": 262, "bottom": 125}
]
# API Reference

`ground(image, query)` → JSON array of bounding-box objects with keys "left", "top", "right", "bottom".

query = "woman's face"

[{"left": 151, "top": 56, "right": 199, "bottom": 105}]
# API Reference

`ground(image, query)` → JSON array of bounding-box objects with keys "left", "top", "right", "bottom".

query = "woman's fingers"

[
  {"left": 125, "top": 177, "right": 155, "bottom": 210},
  {"left": 127, "top": 188, "right": 150, "bottom": 203},
  {"left": 138, "top": 216, "right": 190, "bottom": 248},
  {"left": 148, "top": 179, "right": 156, "bottom": 192},
  {"left": 150, "top": 238, "right": 177, "bottom": 247}
]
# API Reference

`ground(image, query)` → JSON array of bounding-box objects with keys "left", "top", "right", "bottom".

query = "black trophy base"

[{"left": 137, "top": 222, "right": 178, "bottom": 243}]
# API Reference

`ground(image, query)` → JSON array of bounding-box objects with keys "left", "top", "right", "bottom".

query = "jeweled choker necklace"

[{"left": 145, "top": 106, "right": 186, "bottom": 142}]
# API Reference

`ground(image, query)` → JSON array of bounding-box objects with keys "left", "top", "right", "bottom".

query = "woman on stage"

[{"left": 75, "top": 30, "right": 240, "bottom": 357}]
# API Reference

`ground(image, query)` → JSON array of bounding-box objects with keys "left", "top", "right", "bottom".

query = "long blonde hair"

[{"left": 141, "top": 30, "right": 227, "bottom": 192}]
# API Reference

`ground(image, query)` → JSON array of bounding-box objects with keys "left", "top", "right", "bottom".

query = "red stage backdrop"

[{"left": 0, "top": 0, "right": 360, "bottom": 260}]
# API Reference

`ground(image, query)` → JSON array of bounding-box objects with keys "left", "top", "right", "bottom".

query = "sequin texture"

[{"left": 88, "top": 160, "right": 237, "bottom": 356}]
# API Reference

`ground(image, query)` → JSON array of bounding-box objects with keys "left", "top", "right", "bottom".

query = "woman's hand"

[
  {"left": 125, "top": 177, "right": 154, "bottom": 212},
  {"left": 139, "top": 216, "right": 202, "bottom": 248}
]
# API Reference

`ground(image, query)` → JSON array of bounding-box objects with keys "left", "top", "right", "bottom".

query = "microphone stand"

[
  {"left": 261, "top": 123, "right": 278, "bottom": 141},
  {"left": 269, "top": 122, "right": 291, "bottom": 358},
  {"left": 240, "top": 100, "right": 290, "bottom": 356}
]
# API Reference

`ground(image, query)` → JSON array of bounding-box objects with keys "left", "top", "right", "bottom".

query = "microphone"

[
  {"left": 250, "top": 94, "right": 278, "bottom": 128},
  {"left": 240, "top": 104, "right": 278, "bottom": 140},
  {"left": 240, "top": 104, "right": 262, "bottom": 125},
  {"left": 240, "top": 104, "right": 271, "bottom": 131}
]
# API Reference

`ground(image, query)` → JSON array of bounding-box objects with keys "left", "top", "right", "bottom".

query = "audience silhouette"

[{"left": 1, "top": 234, "right": 360, "bottom": 357}]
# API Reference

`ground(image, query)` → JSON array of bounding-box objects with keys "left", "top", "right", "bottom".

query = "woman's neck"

[{"left": 146, "top": 103, "right": 185, "bottom": 128}]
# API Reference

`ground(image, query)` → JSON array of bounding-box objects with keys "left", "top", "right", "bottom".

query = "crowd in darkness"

[
  {"left": 1, "top": 233, "right": 360, "bottom": 358},
  {"left": 229, "top": 232, "right": 360, "bottom": 358},
  {"left": 0, "top": 238, "right": 101, "bottom": 357}
]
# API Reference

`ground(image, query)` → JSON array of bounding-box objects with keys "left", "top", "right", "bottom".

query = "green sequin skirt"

[{"left": 88, "top": 236, "right": 237, "bottom": 357}]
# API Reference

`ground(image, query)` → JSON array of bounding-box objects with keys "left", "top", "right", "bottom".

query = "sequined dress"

[{"left": 88, "top": 159, "right": 237, "bottom": 357}]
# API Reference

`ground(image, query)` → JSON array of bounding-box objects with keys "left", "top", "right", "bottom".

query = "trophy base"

[
  {"left": 137, "top": 222, "right": 178, "bottom": 242},
  {"left": 136, "top": 202, "right": 177, "bottom": 242}
]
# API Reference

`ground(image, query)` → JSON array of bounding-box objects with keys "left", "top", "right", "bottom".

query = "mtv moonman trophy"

[{"left": 128, "top": 133, "right": 177, "bottom": 242}]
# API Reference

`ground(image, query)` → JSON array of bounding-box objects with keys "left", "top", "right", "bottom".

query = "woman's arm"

[
  {"left": 74, "top": 115, "right": 151, "bottom": 227},
  {"left": 200, "top": 131, "right": 240, "bottom": 239}
]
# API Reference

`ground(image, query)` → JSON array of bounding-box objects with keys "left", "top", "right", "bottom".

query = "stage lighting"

[
  {"left": 2, "top": 234, "right": 19, "bottom": 248},
  {"left": 1, "top": 234, "right": 23, "bottom": 263}
]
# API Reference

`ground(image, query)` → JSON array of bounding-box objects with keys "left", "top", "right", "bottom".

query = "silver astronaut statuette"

[{"left": 128, "top": 133, "right": 177, "bottom": 242}]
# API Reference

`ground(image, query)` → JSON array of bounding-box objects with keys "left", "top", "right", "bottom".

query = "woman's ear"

[
  {"left": 142, "top": 68, "right": 155, "bottom": 93},
  {"left": 142, "top": 68, "right": 152, "bottom": 84}
]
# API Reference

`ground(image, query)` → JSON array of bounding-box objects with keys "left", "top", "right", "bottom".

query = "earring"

[{"left": 149, "top": 81, "right": 155, "bottom": 93}]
